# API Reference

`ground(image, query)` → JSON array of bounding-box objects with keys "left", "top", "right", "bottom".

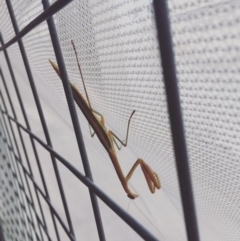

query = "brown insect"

[{"left": 49, "top": 40, "right": 160, "bottom": 199}]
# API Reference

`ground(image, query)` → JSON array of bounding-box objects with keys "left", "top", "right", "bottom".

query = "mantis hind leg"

[
  {"left": 90, "top": 109, "right": 136, "bottom": 151},
  {"left": 126, "top": 159, "right": 161, "bottom": 194},
  {"left": 109, "top": 110, "right": 136, "bottom": 150}
]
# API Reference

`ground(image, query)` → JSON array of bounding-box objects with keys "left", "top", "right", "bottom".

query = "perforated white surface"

[{"left": 0, "top": 0, "right": 239, "bottom": 241}]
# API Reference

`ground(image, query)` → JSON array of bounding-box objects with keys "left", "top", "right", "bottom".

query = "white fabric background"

[{"left": 0, "top": 0, "right": 239, "bottom": 241}]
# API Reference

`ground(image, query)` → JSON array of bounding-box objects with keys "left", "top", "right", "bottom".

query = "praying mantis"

[{"left": 49, "top": 40, "right": 161, "bottom": 199}]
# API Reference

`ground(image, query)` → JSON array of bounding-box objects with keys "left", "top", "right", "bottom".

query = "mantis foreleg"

[
  {"left": 109, "top": 110, "right": 136, "bottom": 150},
  {"left": 126, "top": 159, "right": 161, "bottom": 193}
]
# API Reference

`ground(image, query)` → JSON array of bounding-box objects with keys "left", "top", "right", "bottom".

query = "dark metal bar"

[
  {"left": 0, "top": 113, "right": 36, "bottom": 240},
  {"left": 19, "top": 199, "right": 47, "bottom": 241},
  {"left": 0, "top": 117, "right": 74, "bottom": 241},
  {"left": 42, "top": 0, "right": 107, "bottom": 240},
  {"left": 0, "top": 167, "right": 11, "bottom": 237},
  {"left": 22, "top": 165, "right": 75, "bottom": 241},
  {"left": 153, "top": 1, "right": 200, "bottom": 241},
  {"left": 7, "top": 143, "right": 75, "bottom": 241},
  {"left": 0, "top": 150, "right": 29, "bottom": 241},
  {"left": 0, "top": 58, "right": 46, "bottom": 241},
  {"left": 0, "top": 0, "right": 73, "bottom": 51},
  {"left": 0, "top": 128, "right": 35, "bottom": 241},
  {"left": 0, "top": 119, "right": 46, "bottom": 241},
  {"left": 0, "top": 71, "right": 53, "bottom": 241},
  {"left": 0, "top": 223, "right": 5, "bottom": 241},
  {"left": 1, "top": 110, "right": 160, "bottom": 241},
  {"left": 0, "top": 102, "right": 41, "bottom": 241},
  {"left": 4, "top": 0, "right": 75, "bottom": 238},
  {"left": 18, "top": 184, "right": 53, "bottom": 241}
]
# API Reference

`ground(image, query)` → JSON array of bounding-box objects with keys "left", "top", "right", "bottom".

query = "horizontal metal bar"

[
  {"left": 10, "top": 146, "right": 75, "bottom": 241},
  {"left": 0, "top": 0, "right": 73, "bottom": 51},
  {"left": 1, "top": 130, "right": 74, "bottom": 240},
  {"left": 1, "top": 110, "right": 160, "bottom": 241},
  {"left": 1, "top": 165, "right": 41, "bottom": 241},
  {"left": 3, "top": 153, "right": 50, "bottom": 241},
  {"left": 18, "top": 183, "right": 52, "bottom": 241},
  {"left": 0, "top": 118, "right": 41, "bottom": 241},
  {"left": 3, "top": 0, "right": 72, "bottom": 237},
  {"left": 0, "top": 35, "right": 47, "bottom": 241}
]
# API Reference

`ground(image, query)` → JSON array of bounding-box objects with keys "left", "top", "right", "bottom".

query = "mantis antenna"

[{"left": 49, "top": 40, "right": 161, "bottom": 199}]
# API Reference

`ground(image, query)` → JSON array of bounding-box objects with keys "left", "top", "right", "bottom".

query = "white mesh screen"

[
  {"left": 0, "top": 0, "right": 239, "bottom": 241},
  {"left": 169, "top": 1, "right": 240, "bottom": 241}
]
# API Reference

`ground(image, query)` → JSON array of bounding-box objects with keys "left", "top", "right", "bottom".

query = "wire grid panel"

[
  {"left": 0, "top": 0, "right": 180, "bottom": 241},
  {"left": 47, "top": 0, "right": 182, "bottom": 239},
  {"left": 0, "top": 0, "right": 238, "bottom": 241}
]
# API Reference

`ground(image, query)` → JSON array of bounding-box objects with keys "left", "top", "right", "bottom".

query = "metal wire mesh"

[
  {"left": 1, "top": 0, "right": 238, "bottom": 241},
  {"left": 0, "top": 0, "right": 178, "bottom": 240}
]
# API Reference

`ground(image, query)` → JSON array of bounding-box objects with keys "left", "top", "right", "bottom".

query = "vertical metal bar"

[
  {"left": 4, "top": 0, "right": 75, "bottom": 239},
  {"left": 0, "top": 148, "right": 6, "bottom": 241},
  {"left": 0, "top": 118, "right": 34, "bottom": 241},
  {"left": 0, "top": 40, "right": 45, "bottom": 241},
  {"left": 153, "top": 1, "right": 200, "bottom": 241},
  {"left": 0, "top": 0, "right": 73, "bottom": 51},
  {"left": 0, "top": 223, "right": 5, "bottom": 241},
  {"left": 0, "top": 142, "right": 21, "bottom": 241},
  {"left": 0, "top": 154, "right": 17, "bottom": 241},
  {"left": 1, "top": 109, "right": 160, "bottom": 241},
  {"left": 0, "top": 90, "right": 43, "bottom": 240},
  {"left": 41, "top": 0, "right": 106, "bottom": 240}
]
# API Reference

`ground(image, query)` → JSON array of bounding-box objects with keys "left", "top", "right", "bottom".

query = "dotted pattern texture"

[{"left": 0, "top": 0, "right": 239, "bottom": 241}]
